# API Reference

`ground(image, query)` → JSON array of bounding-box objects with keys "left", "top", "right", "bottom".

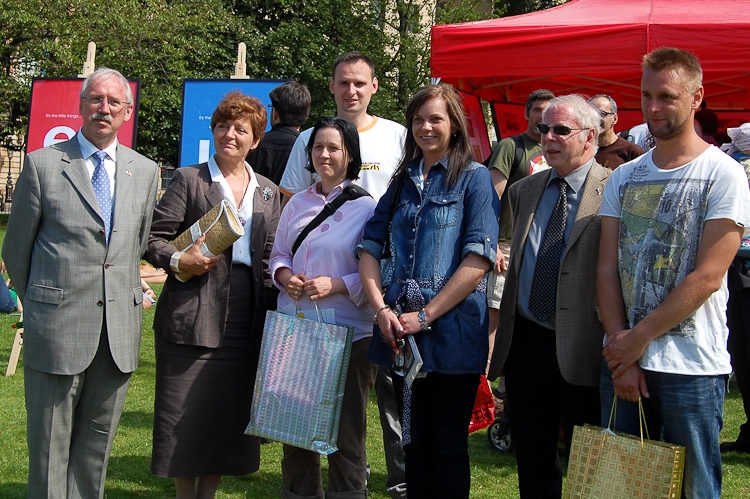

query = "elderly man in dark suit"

[
  {"left": 488, "top": 94, "right": 609, "bottom": 499},
  {"left": 2, "top": 67, "right": 159, "bottom": 499}
]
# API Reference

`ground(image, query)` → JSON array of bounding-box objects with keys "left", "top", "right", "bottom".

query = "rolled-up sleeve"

[
  {"left": 460, "top": 165, "right": 500, "bottom": 263},
  {"left": 356, "top": 177, "right": 400, "bottom": 260}
]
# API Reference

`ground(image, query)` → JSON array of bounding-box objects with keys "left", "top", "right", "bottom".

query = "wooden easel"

[
  {"left": 5, "top": 314, "right": 22, "bottom": 376},
  {"left": 230, "top": 43, "right": 250, "bottom": 79}
]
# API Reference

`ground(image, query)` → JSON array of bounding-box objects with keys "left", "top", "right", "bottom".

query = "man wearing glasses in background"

[
  {"left": 488, "top": 94, "right": 609, "bottom": 498},
  {"left": 3, "top": 67, "right": 159, "bottom": 499},
  {"left": 589, "top": 94, "right": 644, "bottom": 170}
]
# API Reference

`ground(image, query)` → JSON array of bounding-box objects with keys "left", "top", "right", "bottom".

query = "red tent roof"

[{"left": 431, "top": 0, "right": 750, "bottom": 111}]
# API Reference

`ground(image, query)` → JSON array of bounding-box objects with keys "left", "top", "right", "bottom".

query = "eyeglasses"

[
  {"left": 597, "top": 109, "right": 616, "bottom": 118},
  {"left": 537, "top": 124, "right": 590, "bottom": 136},
  {"left": 82, "top": 96, "right": 130, "bottom": 111}
]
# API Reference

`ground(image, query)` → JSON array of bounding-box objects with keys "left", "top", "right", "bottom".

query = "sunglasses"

[
  {"left": 597, "top": 109, "right": 616, "bottom": 118},
  {"left": 536, "top": 123, "right": 591, "bottom": 136}
]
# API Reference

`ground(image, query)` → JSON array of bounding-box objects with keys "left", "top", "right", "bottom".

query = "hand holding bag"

[
  {"left": 564, "top": 397, "right": 685, "bottom": 499},
  {"left": 245, "top": 304, "right": 353, "bottom": 455}
]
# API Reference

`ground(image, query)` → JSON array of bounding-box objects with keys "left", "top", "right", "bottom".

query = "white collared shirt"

[
  {"left": 78, "top": 130, "right": 117, "bottom": 202},
  {"left": 208, "top": 154, "right": 258, "bottom": 266}
]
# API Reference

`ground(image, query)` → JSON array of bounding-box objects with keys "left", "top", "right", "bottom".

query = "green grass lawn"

[{"left": 1, "top": 229, "right": 750, "bottom": 496}]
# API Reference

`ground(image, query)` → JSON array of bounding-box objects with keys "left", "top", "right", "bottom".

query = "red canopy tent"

[{"left": 431, "top": 0, "right": 750, "bottom": 143}]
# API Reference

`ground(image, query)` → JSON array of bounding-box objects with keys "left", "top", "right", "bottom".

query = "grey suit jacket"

[
  {"left": 145, "top": 163, "right": 280, "bottom": 351},
  {"left": 488, "top": 162, "right": 610, "bottom": 387},
  {"left": 2, "top": 136, "right": 159, "bottom": 375}
]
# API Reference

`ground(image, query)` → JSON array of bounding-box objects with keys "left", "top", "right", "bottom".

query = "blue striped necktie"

[{"left": 92, "top": 150, "right": 112, "bottom": 244}]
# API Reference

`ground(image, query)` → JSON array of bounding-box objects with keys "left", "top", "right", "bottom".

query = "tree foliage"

[{"left": 0, "top": 0, "right": 510, "bottom": 164}]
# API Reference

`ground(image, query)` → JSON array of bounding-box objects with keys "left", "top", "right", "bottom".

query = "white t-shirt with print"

[
  {"left": 280, "top": 117, "right": 406, "bottom": 201},
  {"left": 600, "top": 146, "right": 750, "bottom": 376}
]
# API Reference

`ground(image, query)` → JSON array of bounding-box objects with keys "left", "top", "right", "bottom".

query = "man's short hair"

[
  {"left": 525, "top": 89, "right": 555, "bottom": 116},
  {"left": 270, "top": 81, "right": 311, "bottom": 128},
  {"left": 544, "top": 94, "right": 601, "bottom": 147},
  {"left": 80, "top": 67, "right": 133, "bottom": 105},
  {"left": 332, "top": 52, "right": 375, "bottom": 79},
  {"left": 589, "top": 94, "right": 618, "bottom": 114},
  {"left": 642, "top": 47, "right": 703, "bottom": 94}
]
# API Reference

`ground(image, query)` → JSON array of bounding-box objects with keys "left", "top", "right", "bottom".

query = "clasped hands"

[
  {"left": 603, "top": 327, "right": 651, "bottom": 402},
  {"left": 285, "top": 273, "right": 338, "bottom": 301},
  {"left": 376, "top": 307, "right": 425, "bottom": 352}
]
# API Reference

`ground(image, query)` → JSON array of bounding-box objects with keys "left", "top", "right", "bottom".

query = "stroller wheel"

[{"left": 487, "top": 417, "right": 513, "bottom": 452}]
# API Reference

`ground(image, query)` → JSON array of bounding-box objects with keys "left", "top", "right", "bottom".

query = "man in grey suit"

[
  {"left": 3, "top": 67, "right": 159, "bottom": 499},
  {"left": 488, "top": 94, "right": 609, "bottom": 499}
]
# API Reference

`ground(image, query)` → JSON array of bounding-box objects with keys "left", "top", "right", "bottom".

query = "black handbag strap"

[
  {"left": 381, "top": 170, "right": 407, "bottom": 260},
  {"left": 292, "top": 184, "right": 371, "bottom": 255}
]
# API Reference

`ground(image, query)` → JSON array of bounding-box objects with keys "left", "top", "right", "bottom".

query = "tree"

[
  {"left": 0, "top": 0, "right": 254, "bottom": 165},
  {"left": 0, "top": 0, "right": 521, "bottom": 165}
]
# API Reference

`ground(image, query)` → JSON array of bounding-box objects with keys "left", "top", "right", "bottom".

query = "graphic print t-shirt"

[{"left": 600, "top": 146, "right": 750, "bottom": 375}]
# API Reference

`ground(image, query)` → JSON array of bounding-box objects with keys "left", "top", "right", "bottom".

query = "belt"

[{"left": 395, "top": 275, "right": 488, "bottom": 313}]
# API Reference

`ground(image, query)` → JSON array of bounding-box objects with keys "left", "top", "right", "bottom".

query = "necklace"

[{"left": 237, "top": 167, "right": 250, "bottom": 226}]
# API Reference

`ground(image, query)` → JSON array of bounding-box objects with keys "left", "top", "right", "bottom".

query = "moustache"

[{"left": 91, "top": 113, "right": 114, "bottom": 124}]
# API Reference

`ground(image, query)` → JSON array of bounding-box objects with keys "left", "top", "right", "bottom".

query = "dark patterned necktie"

[
  {"left": 528, "top": 178, "right": 568, "bottom": 322},
  {"left": 92, "top": 150, "right": 112, "bottom": 244}
]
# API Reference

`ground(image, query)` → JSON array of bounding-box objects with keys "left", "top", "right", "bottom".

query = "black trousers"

[
  {"left": 727, "top": 258, "right": 750, "bottom": 444},
  {"left": 393, "top": 371, "right": 479, "bottom": 499},
  {"left": 504, "top": 313, "right": 600, "bottom": 499}
]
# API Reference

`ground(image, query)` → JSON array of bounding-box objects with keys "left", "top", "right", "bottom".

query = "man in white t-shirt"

[
  {"left": 279, "top": 52, "right": 405, "bottom": 201},
  {"left": 280, "top": 52, "right": 408, "bottom": 499},
  {"left": 598, "top": 47, "right": 750, "bottom": 498}
]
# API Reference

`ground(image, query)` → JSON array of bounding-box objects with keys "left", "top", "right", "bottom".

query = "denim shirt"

[{"left": 357, "top": 156, "right": 500, "bottom": 374}]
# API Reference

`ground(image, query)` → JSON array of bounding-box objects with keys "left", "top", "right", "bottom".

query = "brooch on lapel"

[
  {"left": 596, "top": 186, "right": 603, "bottom": 196},
  {"left": 262, "top": 186, "right": 274, "bottom": 201},
  {"left": 125, "top": 170, "right": 132, "bottom": 177}
]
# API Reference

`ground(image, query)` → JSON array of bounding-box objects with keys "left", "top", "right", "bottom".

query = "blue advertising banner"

[{"left": 179, "top": 79, "right": 286, "bottom": 167}]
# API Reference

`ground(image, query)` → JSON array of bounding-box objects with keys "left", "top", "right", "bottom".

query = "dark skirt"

[{"left": 151, "top": 264, "right": 261, "bottom": 477}]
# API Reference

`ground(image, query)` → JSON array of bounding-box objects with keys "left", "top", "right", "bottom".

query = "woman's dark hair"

[
  {"left": 306, "top": 117, "right": 362, "bottom": 180},
  {"left": 392, "top": 84, "right": 474, "bottom": 187}
]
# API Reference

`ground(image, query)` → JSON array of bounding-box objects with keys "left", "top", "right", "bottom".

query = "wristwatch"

[
  {"left": 418, "top": 308, "right": 430, "bottom": 331},
  {"left": 170, "top": 251, "right": 183, "bottom": 273}
]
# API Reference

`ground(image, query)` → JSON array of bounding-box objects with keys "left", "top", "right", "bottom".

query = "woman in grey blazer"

[{"left": 145, "top": 91, "right": 280, "bottom": 499}]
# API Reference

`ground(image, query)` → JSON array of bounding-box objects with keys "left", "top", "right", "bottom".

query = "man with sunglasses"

[
  {"left": 598, "top": 47, "right": 750, "bottom": 498},
  {"left": 484, "top": 89, "right": 553, "bottom": 386},
  {"left": 588, "top": 94, "right": 644, "bottom": 169},
  {"left": 488, "top": 94, "right": 609, "bottom": 498}
]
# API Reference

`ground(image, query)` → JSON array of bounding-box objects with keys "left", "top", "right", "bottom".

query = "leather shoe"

[{"left": 720, "top": 440, "right": 750, "bottom": 453}]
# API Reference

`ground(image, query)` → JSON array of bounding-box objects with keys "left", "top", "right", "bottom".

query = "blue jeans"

[
  {"left": 600, "top": 361, "right": 725, "bottom": 499},
  {"left": 0, "top": 283, "right": 15, "bottom": 313}
]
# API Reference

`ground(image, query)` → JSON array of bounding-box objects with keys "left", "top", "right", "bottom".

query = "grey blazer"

[
  {"left": 488, "top": 163, "right": 610, "bottom": 387},
  {"left": 2, "top": 137, "right": 159, "bottom": 375},
  {"left": 145, "top": 163, "right": 280, "bottom": 351}
]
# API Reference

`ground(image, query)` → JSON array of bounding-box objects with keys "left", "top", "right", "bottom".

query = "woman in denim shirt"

[{"left": 358, "top": 84, "right": 499, "bottom": 499}]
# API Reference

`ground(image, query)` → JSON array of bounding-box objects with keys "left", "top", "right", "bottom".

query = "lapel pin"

[
  {"left": 262, "top": 186, "right": 273, "bottom": 201},
  {"left": 124, "top": 170, "right": 132, "bottom": 177},
  {"left": 596, "top": 186, "right": 602, "bottom": 196}
]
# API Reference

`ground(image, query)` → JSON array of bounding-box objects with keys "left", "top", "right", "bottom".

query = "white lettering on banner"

[
  {"left": 44, "top": 126, "right": 76, "bottom": 147},
  {"left": 198, "top": 140, "right": 210, "bottom": 164}
]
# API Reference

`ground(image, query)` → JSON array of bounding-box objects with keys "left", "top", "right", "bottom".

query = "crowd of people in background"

[{"left": 4, "top": 45, "right": 750, "bottom": 499}]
